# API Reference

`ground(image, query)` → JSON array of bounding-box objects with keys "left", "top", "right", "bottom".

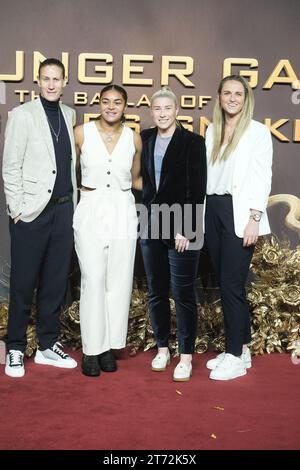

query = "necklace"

[
  {"left": 98, "top": 123, "right": 123, "bottom": 143},
  {"left": 106, "top": 132, "right": 114, "bottom": 142},
  {"left": 47, "top": 109, "right": 61, "bottom": 142}
]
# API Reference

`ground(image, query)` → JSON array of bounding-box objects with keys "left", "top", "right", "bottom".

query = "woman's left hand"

[
  {"left": 243, "top": 220, "right": 259, "bottom": 247},
  {"left": 175, "top": 233, "right": 190, "bottom": 252}
]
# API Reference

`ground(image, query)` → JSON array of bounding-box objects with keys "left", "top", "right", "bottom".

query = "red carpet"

[{"left": 0, "top": 350, "right": 299, "bottom": 450}]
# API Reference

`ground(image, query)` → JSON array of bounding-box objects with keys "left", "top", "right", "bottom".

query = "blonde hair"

[
  {"left": 150, "top": 86, "right": 178, "bottom": 107},
  {"left": 211, "top": 75, "right": 254, "bottom": 164}
]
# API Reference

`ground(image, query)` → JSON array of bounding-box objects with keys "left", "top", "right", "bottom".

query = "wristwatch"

[{"left": 250, "top": 213, "right": 262, "bottom": 222}]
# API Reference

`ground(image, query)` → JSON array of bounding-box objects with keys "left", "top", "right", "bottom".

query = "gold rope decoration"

[
  {"left": 268, "top": 194, "right": 300, "bottom": 237},
  {"left": 0, "top": 235, "right": 299, "bottom": 358}
]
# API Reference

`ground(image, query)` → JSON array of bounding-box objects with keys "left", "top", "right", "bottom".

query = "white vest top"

[{"left": 80, "top": 121, "right": 135, "bottom": 191}]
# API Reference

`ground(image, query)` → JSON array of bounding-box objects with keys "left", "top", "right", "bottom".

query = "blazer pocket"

[{"left": 23, "top": 180, "right": 38, "bottom": 194}]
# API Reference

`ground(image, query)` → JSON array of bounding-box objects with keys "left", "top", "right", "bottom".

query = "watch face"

[{"left": 252, "top": 214, "right": 261, "bottom": 222}]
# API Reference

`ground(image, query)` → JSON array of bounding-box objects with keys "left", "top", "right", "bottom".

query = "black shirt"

[{"left": 40, "top": 95, "right": 72, "bottom": 198}]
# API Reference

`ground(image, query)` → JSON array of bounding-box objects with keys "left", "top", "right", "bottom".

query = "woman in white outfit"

[
  {"left": 205, "top": 75, "right": 273, "bottom": 381},
  {"left": 74, "top": 85, "right": 142, "bottom": 377}
]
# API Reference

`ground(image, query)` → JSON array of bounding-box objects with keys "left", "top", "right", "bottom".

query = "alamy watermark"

[
  {"left": 82, "top": 202, "right": 204, "bottom": 250},
  {"left": 138, "top": 203, "right": 204, "bottom": 250},
  {"left": 291, "top": 80, "right": 300, "bottom": 105}
]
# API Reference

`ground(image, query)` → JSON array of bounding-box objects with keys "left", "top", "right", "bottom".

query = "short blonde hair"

[{"left": 150, "top": 86, "right": 178, "bottom": 107}]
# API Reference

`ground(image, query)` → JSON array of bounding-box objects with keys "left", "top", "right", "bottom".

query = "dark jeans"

[
  {"left": 7, "top": 200, "right": 74, "bottom": 352},
  {"left": 205, "top": 195, "right": 255, "bottom": 356},
  {"left": 140, "top": 239, "right": 200, "bottom": 354}
]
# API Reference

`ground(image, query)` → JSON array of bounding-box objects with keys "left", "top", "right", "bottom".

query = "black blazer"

[{"left": 141, "top": 125, "right": 207, "bottom": 247}]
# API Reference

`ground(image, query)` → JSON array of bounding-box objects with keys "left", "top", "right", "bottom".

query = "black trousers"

[
  {"left": 205, "top": 195, "right": 255, "bottom": 356},
  {"left": 140, "top": 239, "right": 200, "bottom": 354},
  {"left": 7, "top": 200, "right": 74, "bottom": 352}
]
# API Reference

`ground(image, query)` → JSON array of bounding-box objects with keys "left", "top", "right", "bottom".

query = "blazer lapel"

[
  {"left": 145, "top": 128, "right": 158, "bottom": 192},
  {"left": 60, "top": 104, "right": 76, "bottom": 170},
  {"left": 158, "top": 127, "right": 181, "bottom": 192},
  {"left": 60, "top": 105, "right": 78, "bottom": 205},
  {"left": 32, "top": 97, "right": 56, "bottom": 165},
  {"left": 232, "top": 125, "right": 251, "bottom": 184}
]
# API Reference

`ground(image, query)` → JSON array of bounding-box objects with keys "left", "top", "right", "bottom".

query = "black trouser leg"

[
  {"left": 168, "top": 247, "right": 200, "bottom": 354},
  {"left": 140, "top": 239, "right": 171, "bottom": 347},
  {"left": 205, "top": 195, "right": 254, "bottom": 357},
  {"left": 7, "top": 202, "right": 73, "bottom": 352},
  {"left": 36, "top": 201, "right": 74, "bottom": 349},
  {"left": 7, "top": 215, "right": 51, "bottom": 352},
  {"left": 140, "top": 239, "right": 200, "bottom": 353}
]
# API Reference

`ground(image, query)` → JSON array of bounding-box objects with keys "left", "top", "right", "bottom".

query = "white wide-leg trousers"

[{"left": 73, "top": 190, "right": 137, "bottom": 355}]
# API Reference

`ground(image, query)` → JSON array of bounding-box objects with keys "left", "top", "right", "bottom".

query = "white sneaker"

[
  {"left": 151, "top": 350, "right": 170, "bottom": 371},
  {"left": 5, "top": 350, "right": 25, "bottom": 378},
  {"left": 173, "top": 362, "right": 192, "bottom": 382},
  {"left": 34, "top": 342, "right": 77, "bottom": 369},
  {"left": 206, "top": 348, "right": 252, "bottom": 370},
  {"left": 209, "top": 353, "right": 247, "bottom": 381}
]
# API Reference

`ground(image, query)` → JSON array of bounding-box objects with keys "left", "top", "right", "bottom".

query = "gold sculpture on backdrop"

[
  {"left": 248, "top": 236, "right": 300, "bottom": 356},
  {"left": 268, "top": 194, "right": 300, "bottom": 237},
  {"left": 0, "top": 195, "right": 299, "bottom": 358}
]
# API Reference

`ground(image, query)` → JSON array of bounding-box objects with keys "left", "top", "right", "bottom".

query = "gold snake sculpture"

[{"left": 268, "top": 194, "right": 300, "bottom": 237}]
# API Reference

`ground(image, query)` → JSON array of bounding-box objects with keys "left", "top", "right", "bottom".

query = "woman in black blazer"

[{"left": 140, "top": 87, "right": 206, "bottom": 381}]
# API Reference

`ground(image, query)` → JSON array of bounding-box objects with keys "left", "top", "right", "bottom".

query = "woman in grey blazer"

[{"left": 205, "top": 75, "right": 273, "bottom": 381}]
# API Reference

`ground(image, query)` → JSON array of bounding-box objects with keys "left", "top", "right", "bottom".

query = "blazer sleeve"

[
  {"left": 140, "top": 130, "right": 148, "bottom": 179},
  {"left": 188, "top": 134, "right": 207, "bottom": 204},
  {"left": 248, "top": 125, "right": 273, "bottom": 212},
  {"left": 182, "top": 133, "right": 207, "bottom": 245},
  {"left": 2, "top": 108, "right": 28, "bottom": 219},
  {"left": 71, "top": 108, "right": 76, "bottom": 127}
]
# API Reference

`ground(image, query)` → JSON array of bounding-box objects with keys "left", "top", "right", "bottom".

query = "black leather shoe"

[
  {"left": 81, "top": 354, "right": 101, "bottom": 377},
  {"left": 99, "top": 350, "right": 117, "bottom": 372}
]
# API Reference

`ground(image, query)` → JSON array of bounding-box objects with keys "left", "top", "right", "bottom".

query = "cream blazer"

[
  {"left": 2, "top": 97, "right": 77, "bottom": 222},
  {"left": 205, "top": 119, "right": 273, "bottom": 238}
]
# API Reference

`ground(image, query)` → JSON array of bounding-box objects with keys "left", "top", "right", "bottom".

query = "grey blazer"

[{"left": 2, "top": 96, "right": 77, "bottom": 222}]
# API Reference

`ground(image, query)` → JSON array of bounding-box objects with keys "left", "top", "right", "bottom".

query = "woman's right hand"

[
  {"left": 175, "top": 233, "right": 190, "bottom": 252},
  {"left": 13, "top": 214, "right": 22, "bottom": 224},
  {"left": 243, "top": 220, "right": 259, "bottom": 247}
]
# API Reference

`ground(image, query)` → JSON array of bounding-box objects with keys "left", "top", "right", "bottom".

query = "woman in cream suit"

[
  {"left": 205, "top": 75, "right": 273, "bottom": 381},
  {"left": 74, "top": 84, "right": 142, "bottom": 377}
]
